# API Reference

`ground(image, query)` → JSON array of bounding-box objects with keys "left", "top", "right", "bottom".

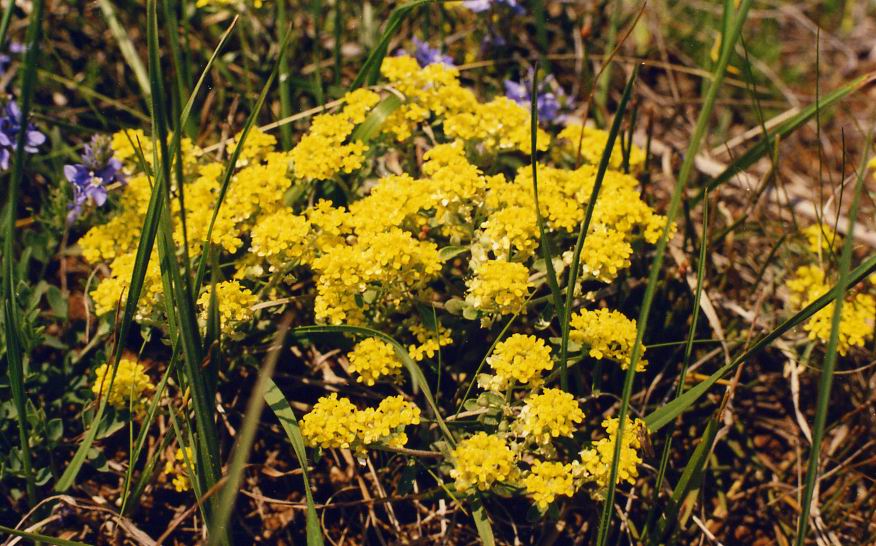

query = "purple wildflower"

[
  {"left": 504, "top": 70, "right": 572, "bottom": 125},
  {"left": 0, "top": 42, "right": 25, "bottom": 76},
  {"left": 463, "top": 0, "right": 523, "bottom": 14},
  {"left": 0, "top": 99, "right": 45, "bottom": 171},
  {"left": 412, "top": 38, "right": 454, "bottom": 68},
  {"left": 64, "top": 134, "right": 125, "bottom": 222}
]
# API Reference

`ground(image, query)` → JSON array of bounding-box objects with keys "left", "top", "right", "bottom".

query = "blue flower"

[
  {"left": 64, "top": 134, "right": 125, "bottom": 222},
  {"left": 504, "top": 70, "right": 572, "bottom": 125},
  {"left": 412, "top": 38, "right": 454, "bottom": 68},
  {"left": 463, "top": 0, "right": 523, "bottom": 14},
  {"left": 0, "top": 99, "right": 45, "bottom": 171},
  {"left": 0, "top": 42, "right": 25, "bottom": 77}
]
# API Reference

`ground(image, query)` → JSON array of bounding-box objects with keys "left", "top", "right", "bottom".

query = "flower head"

[
  {"left": 410, "top": 37, "right": 454, "bottom": 67},
  {"left": 504, "top": 69, "right": 571, "bottom": 125},
  {"left": 465, "top": 260, "right": 530, "bottom": 315},
  {"left": 0, "top": 99, "right": 45, "bottom": 171},
  {"left": 450, "top": 432, "right": 516, "bottom": 493},
  {"left": 516, "top": 388, "right": 585, "bottom": 444},
  {"left": 92, "top": 358, "right": 154, "bottom": 410},
  {"left": 347, "top": 337, "right": 403, "bottom": 386},
  {"left": 482, "top": 334, "right": 553, "bottom": 391},
  {"left": 570, "top": 308, "right": 646, "bottom": 371},
  {"left": 523, "top": 461, "right": 578, "bottom": 510},
  {"left": 65, "top": 134, "right": 126, "bottom": 222},
  {"left": 579, "top": 417, "right": 647, "bottom": 490}
]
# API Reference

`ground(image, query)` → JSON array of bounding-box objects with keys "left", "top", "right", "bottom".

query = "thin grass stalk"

[
  {"left": 277, "top": 0, "right": 293, "bottom": 149},
  {"left": 333, "top": 0, "right": 343, "bottom": 85},
  {"left": 643, "top": 192, "right": 709, "bottom": 537},
  {"left": 557, "top": 66, "right": 637, "bottom": 392},
  {"left": 594, "top": 2, "right": 753, "bottom": 544},
  {"left": 2, "top": 0, "right": 44, "bottom": 507},
  {"left": 795, "top": 133, "right": 873, "bottom": 545},
  {"left": 207, "top": 315, "right": 293, "bottom": 543},
  {"left": 0, "top": 525, "right": 90, "bottom": 546},
  {"left": 311, "top": 0, "right": 324, "bottom": 104},
  {"left": 96, "top": 0, "right": 151, "bottom": 99},
  {"left": 0, "top": 0, "right": 17, "bottom": 54},
  {"left": 529, "top": 66, "right": 566, "bottom": 382}
]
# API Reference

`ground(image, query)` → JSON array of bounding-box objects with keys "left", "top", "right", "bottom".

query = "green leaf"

[
  {"left": 0, "top": 525, "right": 91, "bottom": 546},
  {"left": 472, "top": 501, "right": 496, "bottom": 546},
  {"left": 350, "top": 94, "right": 403, "bottom": 142},
  {"left": 264, "top": 379, "right": 324, "bottom": 546}
]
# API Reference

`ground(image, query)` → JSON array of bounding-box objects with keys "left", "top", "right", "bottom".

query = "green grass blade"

[
  {"left": 645, "top": 254, "right": 876, "bottom": 432},
  {"left": 96, "top": 0, "right": 151, "bottom": 99},
  {"left": 264, "top": 379, "right": 325, "bottom": 546},
  {"left": 695, "top": 73, "right": 873, "bottom": 202},
  {"left": 644, "top": 193, "right": 710, "bottom": 536},
  {"left": 557, "top": 66, "right": 638, "bottom": 391},
  {"left": 472, "top": 500, "right": 496, "bottom": 546},
  {"left": 0, "top": 525, "right": 91, "bottom": 546},
  {"left": 529, "top": 66, "right": 566, "bottom": 387},
  {"left": 1, "top": 0, "right": 44, "bottom": 507},
  {"left": 594, "top": 2, "right": 753, "bottom": 544},
  {"left": 349, "top": 0, "right": 433, "bottom": 90},
  {"left": 208, "top": 316, "right": 293, "bottom": 543},
  {"left": 350, "top": 94, "right": 403, "bottom": 142},
  {"left": 293, "top": 324, "right": 455, "bottom": 446},
  {"left": 277, "top": 0, "right": 293, "bottom": 149},
  {"left": 795, "top": 133, "right": 873, "bottom": 546}
]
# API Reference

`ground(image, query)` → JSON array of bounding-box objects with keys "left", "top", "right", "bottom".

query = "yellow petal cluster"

[
  {"left": 250, "top": 209, "right": 312, "bottom": 268},
  {"left": 407, "top": 322, "right": 453, "bottom": 362},
  {"left": 516, "top": 388, "right": 585, "bottom": 444},
  {"left": 522, "top": 460, "right": 578, "bottom": 510},
  {"left": 482, "top": 334, "right": 553, "bottom": 392},
  {"left": 290, "top": 89, "right": 380, "bottom": 180},
  {"left": 444, "top": 97, "right": 549, "bottom": 155},
  {"left": 465, "top": 260, "right": 530, "bottom": 315},
  {"left": 555, "top": 124, "right": 645, "bottom": 171},
  {"left": 92, "top": 358, "right": 154, "bottom": 410},
  {"left": 301, "top": 393, "right": 420, "bottom": 452},
  {"left": 197, "top": 280, "right": 257, "bottom": 332},
  {"left": 163, "top": 447, "right": 194, "bottom": 493},
  {"left": 579, "top": 417, "right": 646, "bottom": 489},
  {"left": 450, "top": 432, "right": 516, "bottom": 494},
  {"left": 347, "top": 337, "right": 403, "bottom": 386},
  {"left": 569, "top": 308, "right": 646, "bottom": 371}
]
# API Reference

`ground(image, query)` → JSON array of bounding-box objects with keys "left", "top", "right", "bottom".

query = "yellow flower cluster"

[
  {"left": 555, "top": 124, "right": 646, "bottom": 171},
  {"left": 787, "top": 265, "right": 875, "bottom": 355},
  {"left": 516, "top": 388, "right": 585, "bottom": 445},
  {"left": 802, "top": 223, "right": 840, "bottom": 255},
  {"left": 522, "top": 461, "right": 578, "bottom": 510},
  {"left": 90, "top": 251, "right": 163, "bottom": 319},
  {"left": 481, "top": 334, "right": 553, "bottom": 392},
  {"left": 570, "top": 308, "right": 646, "bottom": 371},
  {"left": 450, "top": 432, "right": 516, "bottom": 493},
  {"left": 197, "top": 280, "right": 257, "bottom": 333},
  {"left": 163, "top": 447, "right": 194, "bottom": 493},
  {"left": 300, "top": 393, "right": 420, "bottom": 452},
  {"left": 290, "top": 89, "right": 379, "bottom": 180},
  {"left": 465, "top": 260, "right": 530, "bottom": 315},
  {"left": 444, "top": 96, "right": 550, "bottom": 155},
  {"left": 312, "top": 228, "right": 442, "bottom": 324},
  {"left": 379, "top": 56, "right": 477, "bottom": 141},
  {"left": 92, "top": 358, "right": 154, "bottom": 410},
  {"left": 347, "top": 337, "right": 403, "bottom": 386},
  {"left": 250, "top": 209, "right": 311, "bottom": 269},
  {"left": 407, "top": 322, "right": 453, "bottom": 362},
  {"left": 579, "top": 417, "right": 647, "bottom": 489}
]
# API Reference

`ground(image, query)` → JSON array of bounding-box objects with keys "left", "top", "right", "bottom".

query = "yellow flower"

[
  {"left": 802, "top": 223, "right": 839, "bottom": 254},
  {"left": 250, "top": 209, "right": 311, "bottom": 268},
  {"left": 301, "top": 394, "right": 420, "bottom": 451},
  {"left": 579, "top": 417, "right": 647, "bottom": 490},
  {"left": 444, "top": 97, "right": 549, "bottom": 155},
  {"left": 523, "top": 461, "right": 578, "bottom": 510},
  {"left": 347, "top": 338, "right": 403, "bottom": 386},
  {"left": 482, "top": 334, "right": 553, "bottom": 392},
  {"left": 407, "top": 321, "right": 453, "bottom": 362},
  {"left": 450, "top": 432, "right": 516, "bottom": 494},
  {"left": 228, "top": 127, "right": 276, "bottom": 165},
  {"left": 516, "top": 388, "right": 585, "bottom": 444},
  {"left": 90, "top": 251, "right": 163, "bottom": 320},
  {"left": 570, "top": 308, "right": 646, "bottom": 371},
  {"left": 465, "top": 260, "right": 530, "bottom": 315},
  {"left": 197, "top": 281, "right": 257, "bottom": 332},
  {"left": 787, "top": 265, "right": 876, "bottom": 355},
  {"left": 290, "top": 89, "right": 380, "bottom": 180},
  {"left": 556, "top": 124, "right": 645, "bottom": 171},
  {"left": 301, "top": 393, "right": 360, "bottom": 449},
  {"left": 163, "top": 447, "right": 194, "bottom": 492},
  {"left": 92, "top": 358, "right": 154, "bottom": 410}
]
